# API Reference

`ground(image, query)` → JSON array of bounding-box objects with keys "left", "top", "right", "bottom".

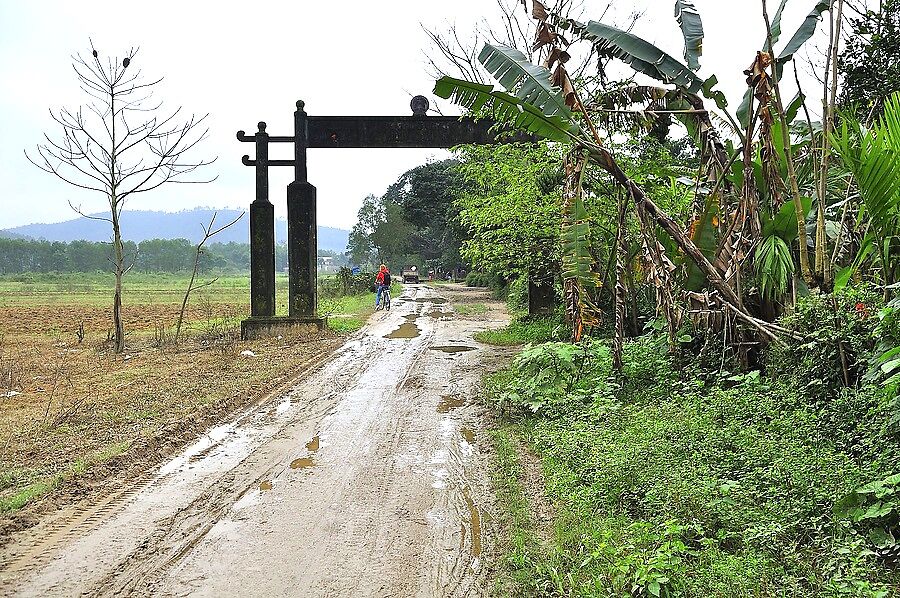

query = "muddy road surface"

[{"left": 1, "top": 285, "right": 510, "bottom": 597}]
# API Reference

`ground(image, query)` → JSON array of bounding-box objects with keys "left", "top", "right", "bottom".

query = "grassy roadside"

[
  {"left": 474, "top": 317, "right": 567, "bottom": 346},
  {"left": 489, "top": 426, "right": 552, "bottom": 597},
  {"left": 481, "top": 319, "right": 900, "bottom": 596},
  {"left": 0, "top": 441, "right": 130, "bottom": 513}
]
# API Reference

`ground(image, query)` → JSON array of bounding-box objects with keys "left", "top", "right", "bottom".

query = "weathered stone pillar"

[
  {"left": 287, "top": 101, "right": 317, "bottom": 317},
  {"left": 250, "top": 122, "right": 275, "bottom": 317}
]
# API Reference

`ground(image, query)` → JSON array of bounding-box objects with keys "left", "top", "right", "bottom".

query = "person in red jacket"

[{"left": 375, "top": 264, "right": 391, "bottom": 309}]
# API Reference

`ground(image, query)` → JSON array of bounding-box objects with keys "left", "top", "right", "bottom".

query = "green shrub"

[
  {"left": 487, "top": 333, "right": 900, "bottom": 596},
  {"left": 766, "top": 284, "right": 889, "bottom": 397}
]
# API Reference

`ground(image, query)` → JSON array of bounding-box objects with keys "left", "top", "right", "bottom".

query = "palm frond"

[
  {"left": 433, "top": 77, "right": 579, "bottom": 143},
  {"left": 755, "top": 234, "right": 794, "bottom": 300},
  {"left": 558, "top": 19, "right": 705, "bottom": 94},
  {"left": 477, "top": 44, "right": 572, "bottom": 118}
]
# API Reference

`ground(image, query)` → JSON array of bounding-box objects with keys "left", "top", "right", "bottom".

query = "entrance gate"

[{"left": 237, "top": 96, "right": 531, "bottom": 338}]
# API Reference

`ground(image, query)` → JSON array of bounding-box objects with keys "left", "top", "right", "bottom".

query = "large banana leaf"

[
  {"left": 562, "top": 19, "right": 705, "bottom": 94},
  {"left": 433, "top": 77, "right": 579, "bottom": 143},
  {"left": 684, "top": 193, "right": 719, "bottom": 291},
  {"left": 674, "top": 0, "right": 704, "bottom": 71},
  {"left": 478, "top": 44, "right": 572, "bottom": 118},
  {"left": 737, "top": 0, "right": 831, "bottom": 127},
  {"left": 777, "top": 0, "right": 831, "bottom": 64},
  {"left": 761, "top": 196, "right": 813, "bottom": 241}
]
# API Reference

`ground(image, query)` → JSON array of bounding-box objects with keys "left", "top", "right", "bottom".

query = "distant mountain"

[
  {"left": 3, "top": 209, "right": 349, "bottom": 252},
  {"left": 0, "top": 230, "right": 29, "bottom": 240}
]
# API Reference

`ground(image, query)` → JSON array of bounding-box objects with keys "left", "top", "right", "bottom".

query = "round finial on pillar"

[
  {"left": 296, "top": 100, "right": 306, "bottom": 111},
  {"left": 410, "top": 95, "right": 429, "bottom": 116},
  {"left": 258, "top": 121, "right": 267, "bottom": 132}
]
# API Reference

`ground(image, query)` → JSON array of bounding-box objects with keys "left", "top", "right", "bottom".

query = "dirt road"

[{"left": 1, "top": 285, "right": 509, "bottom": 597}]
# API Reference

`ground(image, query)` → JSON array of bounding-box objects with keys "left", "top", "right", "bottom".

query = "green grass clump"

[
  {"left": 0, "top": 440, "right": 131, "bottom": 513},
  {"left": 475, "top": 317, "right": 566, "bottom": 346},
  {"left": 454, "top": 303, "right": 489, "bottom": 316},
  {"left": 327, "top": 316, "right": 366, "bottom": 334}
]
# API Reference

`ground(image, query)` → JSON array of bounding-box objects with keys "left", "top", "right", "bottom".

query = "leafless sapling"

[
  {"left": 26, "top": 42, "right": 216, "bottom": 353},
  {"left": 174, "top": 211, "right": 244, "bottom": 344}
]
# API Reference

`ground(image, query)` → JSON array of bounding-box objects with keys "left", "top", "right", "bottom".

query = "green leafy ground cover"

[{"left": 486, "top": 295, "right": 900, "bottom": 597}]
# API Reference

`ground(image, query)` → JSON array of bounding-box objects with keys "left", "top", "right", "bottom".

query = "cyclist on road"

[{"left": 375, "top": 264, "right": 392, "bottom": 310}]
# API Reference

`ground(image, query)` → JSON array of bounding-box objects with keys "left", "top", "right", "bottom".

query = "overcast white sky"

[{"left": 0, "top": 0, "right": 830, "bottom": 231}]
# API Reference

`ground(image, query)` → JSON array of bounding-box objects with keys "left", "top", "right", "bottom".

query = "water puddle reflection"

[
  {"left": 430, "top": 345, "right": 475, "bottom": 354},
  {"left": 460, "top": 428, "right": 475, "bottom": 443},
  {"left": 290, "top": 457, "right": 315, "bottom": 470},
  {"left": 462, "top": 485, "right": 482, "bottom": 558},
  {"left": 384, "top": 322, "right": 421, "bottom": 339},
  {"left": 437, "top": 395, "right": 466, "bottom": 413},
  {"left": 306, "top": 435, "right": 320, "bottom": 452},
  {"left": 259, "top": 480, "right": 273, "bottom": 491}
]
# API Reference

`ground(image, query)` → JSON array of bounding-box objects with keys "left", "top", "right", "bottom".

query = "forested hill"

[{"left": 2, "top": 209, "right": 350, "bottom": 252}]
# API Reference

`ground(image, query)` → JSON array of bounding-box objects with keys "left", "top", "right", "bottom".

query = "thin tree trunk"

[
  {"left": 111, "top": 200, "right": 125, "bottom": 353},
  {"left": 613, "top": 189, "right": 627, "bottom": 371},
  {"left": 818, "top": 0, "right": 845, "bottom": 286},
  {"left": 175, "top": 248, "right": 201, "bottom": 344},
  {"left": 762, "top": 0, "right": 814, "bottom": 286}
]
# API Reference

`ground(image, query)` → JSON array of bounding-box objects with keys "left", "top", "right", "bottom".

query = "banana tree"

[
  {"left": 434, "top": 19, "right": 790, "bottom": 360},
  {"left": 551, "top": 0, "right": 831, "bottom": 295}
]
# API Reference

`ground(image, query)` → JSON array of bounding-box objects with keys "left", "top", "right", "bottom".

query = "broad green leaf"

[
  {"left": 564, "top": 19, "right": 705, "bottom": 94},
  {"left": 478, "top": 44, "right": 572, "bottom": 118},
  {"left": 833, "top": 265, "right": 853, "bottom": 291},
  {"left": 777, "top": 1, "right": 831, "bottom": 64},
  {"left": 868, "top": 527, "right": 895, "bottom": 548},
  {"left": 767, "top": 196, "right": 812, "bottom": 241},
  {"left": 684, "top": 194, "right": 719, "bottom": 291},
  {"left": 433, "top": 77, "right": 579, "bottom": 143},
  {"left": 768, "top": 0, "right": 791, "bottom": 48},
  {"left": 674, "top": 0, "right": 704, "bottom": 71}
]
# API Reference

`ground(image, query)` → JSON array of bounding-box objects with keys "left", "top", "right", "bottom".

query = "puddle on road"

[
  {"left": 290, "top": 456, "right": 316, "bottom": 469},
  {"left": 414, "top": 297, "right": 448, "bottom": 305},
  {"left": 460, "top": 428, "right": 476, "bottom": 443},
  {"left": 384, "top": 322, "right": 421, "bottom": 339},
  {"left": 430, "top": 345, "right": 476, "bottom": 354},
  {"left": 425, "top": 310, "right": 445, "bottom": 318},
  {"left": 403, "top": 314, "right": 419, "bottom": 322},
  {"left": 259, "top": 480, "right": 273, "bottom": 491},
  {"left": 462, "top": 485, "right": 483, "bottom": 558},
  {"left": 306, "top": 435, "right": 320, "bottom": 452},
  {"left": 437, "top": 395, "right": 466, "bottom": 413}
]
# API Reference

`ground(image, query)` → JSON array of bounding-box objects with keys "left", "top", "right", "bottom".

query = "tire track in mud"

[
  {"left": 106, "top": 315, "right": 439, "bottom": 596},
  {"left": 1, "top": 348, "right": 340, "bottom": 596}
]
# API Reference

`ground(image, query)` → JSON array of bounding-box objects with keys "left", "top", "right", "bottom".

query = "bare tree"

[
  {"left": 26, "top": 42, "right": 216, "bottom": 353},
  {"left": 175, "top": 211, "right": 244, "bottom": 344}
]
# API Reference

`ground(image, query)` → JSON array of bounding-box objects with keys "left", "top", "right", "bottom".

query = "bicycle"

[{"left": 376, "top": 286, "right": 391, "bottom": 311}]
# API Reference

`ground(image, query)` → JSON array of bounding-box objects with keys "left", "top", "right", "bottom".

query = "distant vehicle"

[{"left": 402, "top": 265, "right": 420, "bottom": 284}]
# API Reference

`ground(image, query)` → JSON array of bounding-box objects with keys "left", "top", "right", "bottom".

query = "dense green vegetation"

[
  {"left": 347, "top": 159, "right": 466, "bottom": 275},
  {"left": 485, "top": 288, "right": 900, "bottom": 595}
]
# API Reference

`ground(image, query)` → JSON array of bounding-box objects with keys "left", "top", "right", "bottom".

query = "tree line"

[{"left": 0, "top": 238, "right": 345, "bottom": 275}]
